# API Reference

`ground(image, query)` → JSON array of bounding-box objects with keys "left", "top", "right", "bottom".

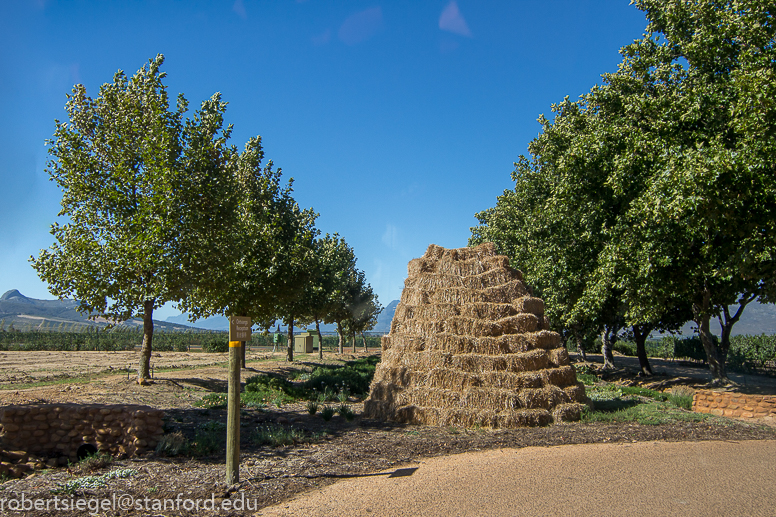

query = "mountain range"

[{"left": 3, "top": 289, "right": 774, "bottom": 337}]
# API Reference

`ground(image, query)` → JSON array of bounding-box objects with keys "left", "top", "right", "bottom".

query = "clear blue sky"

[{"left": 0, "top": 0, "right": 647, "bottom": 319}]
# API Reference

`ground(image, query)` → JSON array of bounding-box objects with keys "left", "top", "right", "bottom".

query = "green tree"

[
  {"left": 590, "top": 0, "right": 776, "bottom": 383},
  {"left": 300, "top": 234, "right": 356, "bottom": 359},
  {"left": 32, "top": 55, "right": 240, "bottom": 382},
  {"left": 178, "top": 136, "right": 319, "bottom": 365}
]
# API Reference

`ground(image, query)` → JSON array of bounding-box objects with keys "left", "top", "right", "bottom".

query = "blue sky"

[{"left": 0, "top": 0, "right": 648, "bottom": 319}]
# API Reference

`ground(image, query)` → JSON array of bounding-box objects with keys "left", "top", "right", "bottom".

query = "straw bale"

[
  {"left": 484, "top": 254, "right": 511, "bottom": 270},
  {"left": 460, "top": 387, "right": 523, "bottom": 411},
  {"left": 424, "top": 244, "right": 446, "bottom": 260},
  {"left": 442, "top": 317, "right": 503, "bottom": 337},
  {"left": 375, "top": 366, "right": 416, "bottom": 386},
  {"left": 363, "top": 400, "right": 394, "bottom": 420},
  {"left": 438, "top": 408, "right": 498, "bottom": 428},
  {"left": 381, "top": 335, "right": 392, "bottom": 351},
  {"left": 425, "top": 333, "right": 476, "bottom": 354},
  {"left": 505, "top": 349, "right": 550, "bottom": 371},
  {"left": 513, "top": 296, "right": 544, "bottom": 317},
  {"left": 392, "top": 334, "right": 428, "bottom": 352},
  {"left": 481, "top": 334, "right": 532, "bottom": 354},
  {"left": 552, "top": 403, "right": 586, "bottom": 423},
  {"left": 540, "top": 365, "right": 578, "bottom": 388},
  {"left": 451, "top": 354, "right": 506, "bottom": 373},
  {"left": 539, "top": 315, "right": 551, "bottom": 330},
  {"left": 525, "top": 330, "right": 562, "bottom": 350},
  {"left": 396, "top": 388, "right": 461, "bottom": 409},
  {"left": 433, "top": 258, "right": 487, "bottom": 277},
  {"left": 547, "top": 347, "right": 571, "bottom": 367},
  {"left": 459, "top": 302, "right": 517, "bottom": 320},
  {"left": 480, "top": 370, "right": 543, "bottom": 390},
  {"left": 439, "top": 245, "right": 488, "bottom": 262},
  {"left": 518, "top": 386, "right": 570, "bottom": 410},
  {"left": 563, "top": 383, "right": 588, "bottom": 403},
  {"left": 473, "top": 336, "right": 513, "bottom": 355},
  {"left": 397, "top": 351, "right": 452, "bottom": 370},
  {"left": 392, "top": 319, "right": 443, "bottom": 337},
  {"left": 365, "top": 242, "right": 587, "bottom": 428},
  {"left": 365, "top": 381, "right": 399, "bottom": 406},
  {"left": 498, "top": 314, "right": 539, "bottom": 334},
  {"left": 407, "top": 258, "right": 435, "bottom": 276},
  {"left": 396, "top": 303, "right": 460, "bottom": 322},
  {"left": 422, "top": 368, "right": 482, "bottom": 389}
]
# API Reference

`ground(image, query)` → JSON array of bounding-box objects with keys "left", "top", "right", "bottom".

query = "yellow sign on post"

[{"left": 229, "top": 316, "right": 252, "bottom": 342}]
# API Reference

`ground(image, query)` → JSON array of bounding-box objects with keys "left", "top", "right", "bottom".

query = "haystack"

[{"left": 364, "top": 243, "right": 588, "bottom": 427}]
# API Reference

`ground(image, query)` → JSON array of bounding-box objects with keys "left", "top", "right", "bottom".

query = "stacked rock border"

[
  {"left": 693, "top": 390, "right": 776, "bottom": 425},
  {"left": 365, "top": 243, "right": 588, "bottom": 428},
  {"left": 0, "top": 403, "right": 164, "bottom": 468}
]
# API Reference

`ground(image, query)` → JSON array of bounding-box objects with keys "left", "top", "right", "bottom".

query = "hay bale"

[{"left": 364, "top": 243, "right": 587, "bottom": 428}]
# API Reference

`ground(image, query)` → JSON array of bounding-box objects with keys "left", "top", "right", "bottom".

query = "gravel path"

[{"left": 257, "top": 439, "right": 776, "bottom": 517}]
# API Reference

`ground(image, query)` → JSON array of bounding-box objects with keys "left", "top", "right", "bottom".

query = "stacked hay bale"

[{"left": 364, "top": 243, "right": 588, "bottom": 427}]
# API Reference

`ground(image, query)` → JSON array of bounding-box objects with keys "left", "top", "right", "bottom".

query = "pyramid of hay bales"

[{"left": 364, "top": 242, "right": 588, "bottom": 428}]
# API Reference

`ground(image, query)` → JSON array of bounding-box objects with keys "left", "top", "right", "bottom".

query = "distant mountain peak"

[{"left": 1, "top": 289, "right": 27, "bottom": 301}]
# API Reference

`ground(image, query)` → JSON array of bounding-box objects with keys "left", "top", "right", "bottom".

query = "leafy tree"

[
  {"left": 299, "top": 234, "right": 356, "bottom": 359},
  {"left": 32, "top": 55, "right": 238, "bottom": 382},
  {"left": 344, "top": 282, "right": 381, "bottom": 353},
  {"left": 178, "top": 136, "right": 319, "bottom": 365},
  {"left": 588, "top": 0, "right": 776, "bottom": 383}
]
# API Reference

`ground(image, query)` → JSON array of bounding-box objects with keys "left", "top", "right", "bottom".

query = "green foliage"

[
  {"left": 52, "top": 469, "right": 136, "bottom": 496},
  {"left": 728, "top": 334, "right": 776, "bottom": 371},
  {"left": 250, "top": 424, "right": 315, "bottom": 447},
  {"left": 155, "top": 432, "right": 188, "bottom": 456},
  {"left": 337, "top": 404, "right": 355, "bottom": 421},
  {"left": 302, "top": 356, "right": 379, "bottom": 397},
  {"left": 319, "top": 406, "right": 336, "bottom": 421},
  {"left": 471, "top": 0, "right": 776, "bottom": 382},
  {"left": 189, "top": 421, "right": 226, "bottom": 456},
  {"left": 31, "top": 55, "right": 245, "bottom": 380},
  {"left": 306, "top": 400, "right": 319, "bottom": 415}
]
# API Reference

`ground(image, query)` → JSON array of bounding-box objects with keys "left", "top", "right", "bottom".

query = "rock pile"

[{"left": 0, "top": 404, "right": 164, "bottom": 467}]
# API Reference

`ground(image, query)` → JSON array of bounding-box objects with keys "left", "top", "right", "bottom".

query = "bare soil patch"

[{"left": 1, "top": 350, "right": 775, "bottom": 516}]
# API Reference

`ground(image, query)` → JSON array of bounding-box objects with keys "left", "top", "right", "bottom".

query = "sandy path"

[{"left": 257, "top": 440, "right": 776, "bottom": 517}]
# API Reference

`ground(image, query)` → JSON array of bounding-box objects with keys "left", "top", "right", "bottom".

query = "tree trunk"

[
  {"left": 287, "top": 317, "right": 294, "bottom": 362},
  {"left": 138, "top": 299, "right": 154, "bottom": 384},
  {"left": 693, "top": 289, "right": 729, "bottom": 385},
  {"left": 336, "top": 322, "right": 344, "bottom": 354},
  {"left": 601, "top": 328, "right": 615, "bottom": 370},
  {"left": 351, "top": 330, "right": 356, "bottom": 353},
  {"left": 315, "top": 319, "right": 323, "bottom": 360},
  {"left": 362, "top": 333, "right": 367, "bottom": 353},
  {"left": 573, "top": 326, "right": 586, "bottom": 361},
  {"left": 632, "top": 324, "right": 653, "bottom": 376}
]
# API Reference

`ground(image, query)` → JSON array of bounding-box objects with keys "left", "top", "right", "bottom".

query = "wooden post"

[
  {"left": 226, "top": 339, "right": 241, "bottom": 485},
  {"left": 226, "top": 315, "right": 250, "bottom": 485}
]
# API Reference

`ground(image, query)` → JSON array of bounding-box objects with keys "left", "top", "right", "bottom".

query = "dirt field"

[{"left": 1, "top": 350, "right": 775, "bottom": 516}]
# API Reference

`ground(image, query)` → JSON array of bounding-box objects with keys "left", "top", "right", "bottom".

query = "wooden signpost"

[{"left": 226, "top": 316, "right": 251, "bottom": 485}]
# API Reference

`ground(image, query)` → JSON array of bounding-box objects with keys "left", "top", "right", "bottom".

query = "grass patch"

[
  {"left": 250, "top": 424, "right": 320, "bottom": 447},
  {"left": 582, "top": 378, "right": 703, "bottom": 424},
  {"left": 582, "top": 401, "right": 710, "bottom": 425}
]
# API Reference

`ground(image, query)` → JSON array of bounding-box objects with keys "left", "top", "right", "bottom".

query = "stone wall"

[
  {"left": 693, "top": 390, "right": 776, "bottom": 425},
  {"left": 0, "top": 404, "right": 164, "bottom": 462}
]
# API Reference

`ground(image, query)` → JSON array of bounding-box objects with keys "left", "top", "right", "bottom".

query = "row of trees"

[
  {"left": 471, "top": 0, "right": 776, "bottom": 384},
  {"left": 31, "top": 54, "right": 380, "bottom": 382}
]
